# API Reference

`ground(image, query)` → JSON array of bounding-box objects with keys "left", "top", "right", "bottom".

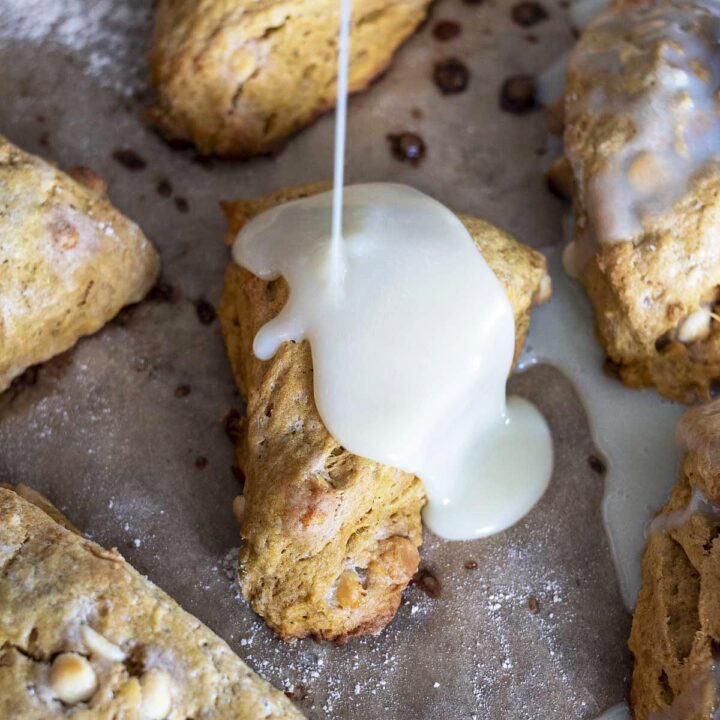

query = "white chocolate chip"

[
  {"left": 561, "top": 241, "right": 582, "bottom": 280},
  {"left": 232, "top": 495, "right": 245, "bottom": 526},
  {"left": 50, "top": 653, "right": 98, "bottom": 704},
  {"left": 140, "top": 668, "right": 172, "bottom": 720},
  {"left": 535, "top": 275, "right": 552, "bottom": 305},
  {"left": 80, "top": 625, "right": 125, "bottom": 662},
  {"left": 628, "top": 152, "right": 670, "bottom": 193},
  {"left": 674, "top": 90, "right": 693, "bottom": 112},
  {"left": 676, "top": 308, "right": 712, "bottom": 344}
]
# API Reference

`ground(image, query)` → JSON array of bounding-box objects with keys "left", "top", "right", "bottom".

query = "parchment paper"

[{"left": 0, "top": 1, "right": 631, "bottom": 717}]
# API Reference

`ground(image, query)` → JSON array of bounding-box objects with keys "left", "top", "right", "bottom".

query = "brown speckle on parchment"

[
  {"left": 413, "top": 567, "right": 442, "bottom": 598},
  {"left": 112, "top": 148, "right": 147, "bottom": 171}
]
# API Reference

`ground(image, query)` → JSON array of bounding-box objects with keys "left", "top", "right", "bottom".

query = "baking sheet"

[{"left": 0, "top": 1, "right": 631, "bottom": 717}]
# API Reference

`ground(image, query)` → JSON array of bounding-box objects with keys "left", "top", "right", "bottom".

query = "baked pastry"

[
  {"left": 0, "top": 135, "right": 159, "bottom": 392},
  {"left": 219, "top": 184, "right": 552, "bottom": 642},
  {"left": 562, "top": 0, "right": 720, "bottom": 403},
  {"left": 148, "top": 0, "right": 430, "bottom": 157},
  {"left": 0, "top": 485, "right": 303, "bottom": 719},
  {"left": 630, "top": 399, "right": 720, "bottom": 719}
]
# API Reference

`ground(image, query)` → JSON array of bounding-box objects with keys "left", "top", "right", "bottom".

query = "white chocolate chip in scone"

[
  {"left": 676, "top": 308, "right": 712, "bottom": 344},
  {"left": 80, "top": 625, "right": 126, "bottom": 662},
  {"left": 50, "top": 652, "right": 98, "bottom": 704},
  {"left": 232, "top": 495, "right": 245, "bottom": 526},
  {"left": 140, "top": 668, "right": 173, "bottom": 720},
  {"left": 534, "top": 274, "right": 552, "bottom": 305},
  {"left": 336, "top": 570, "right": 364, "bottom": 609},
  {"left": 562, "top": 241, "right": 582, "bottom": 280},
  {"left": 628, "top": 152, "right": 671, "bottom": 193},
  {"left": 674, "top": 90, "right": 694, "bottom": 112}
]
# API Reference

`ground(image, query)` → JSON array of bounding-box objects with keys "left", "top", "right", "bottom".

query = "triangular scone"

[
  {"left": 219, "top": 184, "right": 551, "bottom": 642},
  {"left": 630, "top": 400, "right": 720, "bottom": 719},
  {"left": 148, "top": 0, "right": 431, "bottom": 157},
  {"left": 0, "top": 487, "right": 304, "bottom": 719},
  {"left": 0, "top": 136, "right": 159, "bottom": 392},
  {"left": 564, "top": 1, "right": 720, "bottom": 403}
]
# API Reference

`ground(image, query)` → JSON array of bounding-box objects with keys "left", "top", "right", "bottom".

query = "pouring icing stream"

[{"left": 330, "top": 0, "right": 352, "bottom": 278}]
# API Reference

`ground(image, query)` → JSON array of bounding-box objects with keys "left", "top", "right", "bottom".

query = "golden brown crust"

[
  {"left": 0, "top": 486, "right": 304, "bottom": 719},
  {"left": 630, "top": 400, "right": 720, "bottom": 720},
  {"left": 574, "top": 175, "right": 720, "bottom": 404},
  {"left": 0, "top": 136, "right": 160, "bottom": 392},
  {"left": 219, "top": 183, "right": 551, "bottom": 642},
  {"left": 148, "top": 0, "right": 431, "bottom": 157},
  {"left": 564, "top": 2, "right": 720, "bottom": 404}
]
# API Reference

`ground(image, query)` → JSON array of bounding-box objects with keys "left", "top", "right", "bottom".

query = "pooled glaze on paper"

[
  {"left": 594, "top": 704, "right": 631, "bottom": 720},
  {"left": 233, "top": 183, "right": 553, "bottom": 540},
  {"left": 520, "top": 246, "right": 684, "bottom": 609}
]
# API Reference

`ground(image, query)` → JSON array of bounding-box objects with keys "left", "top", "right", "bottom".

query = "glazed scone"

[
  {"left": 629, "top": 399, "right": 720, "bottom": 720},
  {"left": 0, "top": 135, "right": 159, "bottom": 392},
  {"left": 563, "top": 0, "right": 720, "bottom": 403},
  {"left": 148, "top": 0, "right": 430, "bottom": 157},
  {"left": 219, "top": 184, "right": 551, "bottom": 642},
  {"left": 0, "top": 486, "right": 304, "bottom": 720}
]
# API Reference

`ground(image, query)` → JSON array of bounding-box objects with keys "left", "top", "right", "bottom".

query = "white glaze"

[
  {"left": 536, "top": 51, "right": 569, "bottom": 106},
  {"left": 567, "top": 0, "right": 720, "bottom": 246},
  {"left": 570, "top": 0, "right": 611, "bottom": 31},
  {"left": 520, "top": 246, "right": 684, "bottom": 608},
  {"left": 594, "top": 703, "right": 631, "bottom": 720},
  {"left": 535, "top": 0, "right": 612, "bottom": 104},
  {"left": 649, "top": 486, "right": 720, "bottom": 534},
  {"left": 233, "top": 183, "right": 553, "bottom": 540}
]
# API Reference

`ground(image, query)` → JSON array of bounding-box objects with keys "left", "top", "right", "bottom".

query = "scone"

[
  {"left": 219, "top": 184, "right": 551, "bottom": 642},
  {"left": 563, "top": 0, "right": 720, "bottom": 403},
  {"left": 148, "top": 0, "right": 430, "bottom": 157},
  {"left": 0, "top": 485, "right": 303, "bottom": 719},
  {"left": 629, "top": 399, "right": 720, "bottom": 720},
  {"left": 0, "top": 135, "right": 159, "bottom": 392}
]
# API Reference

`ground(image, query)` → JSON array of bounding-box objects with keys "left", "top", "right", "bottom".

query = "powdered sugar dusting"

[
  {"left": 0, "top": 0, "right": 152, "bottom": 97},
  {"left": 200, "top": 494, "right": 628, "bottom": 720}
]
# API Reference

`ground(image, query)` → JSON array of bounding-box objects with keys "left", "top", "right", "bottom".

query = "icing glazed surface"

[
  {"left": 567, "top": 0, "right": 720, "bottom": 245},
  {"left": 233, "top": 183, "right": 553, "bottom": 540}
]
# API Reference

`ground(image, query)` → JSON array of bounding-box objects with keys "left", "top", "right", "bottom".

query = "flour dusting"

[{"left": 0, "top": 0, "right": 151, "bottom": 96}]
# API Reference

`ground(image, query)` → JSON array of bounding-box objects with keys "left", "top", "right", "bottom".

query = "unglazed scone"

[
  {"left": 219, "top": 184, "right": 551, "bottom": 642},
  {"left": 563, "top": 0, "right": 720, "bottom": 403},
  {"left": 0, "top": 135, "right": 159, "bottom": 392},
  {"left": 629, "top": 400, "right": 720, "bottom": 720},
  {"left": 148, "top": 0, "right": 430, "bottom": 157},
  {"left": 0, "top": 486, "right": 304, "bottom": 720}
]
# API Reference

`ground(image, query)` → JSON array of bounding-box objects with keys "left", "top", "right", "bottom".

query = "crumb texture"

[
  {"left": 0, "top": 135, "right": 159, "bottom": 393},
  {"left": 565, "top": 0, "right": 720, "bottom": 403},
  {"left": 148, "top": 0, "right": 431, "bottom": 157},
  {"left": 0, "top": 487, "right": 304, "bottom": 719},
  {"left": 218, "top": 183, "right": 550, "bottom": 642},
  {"left": 630, "top": 400, "right": 720, "bottom": 719}
]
